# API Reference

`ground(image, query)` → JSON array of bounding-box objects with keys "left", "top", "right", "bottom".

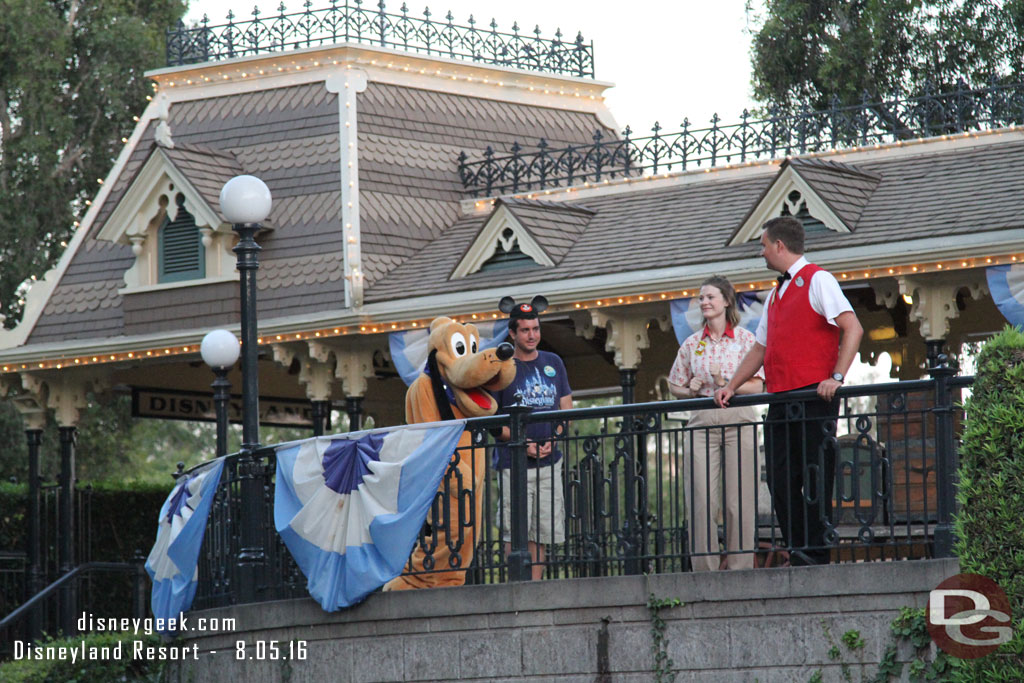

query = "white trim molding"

[
  {"left": 451, "top": 203, "right": 554, "bottom": 278},
  {"left": 731, "top": 164, "right": 853, "bottom": 246},
  {"left": 327, "top": 69, "right": 369, "bottom": 309},
  {"left": 95, "top": 148, "right": 238, "bottom": 292}
]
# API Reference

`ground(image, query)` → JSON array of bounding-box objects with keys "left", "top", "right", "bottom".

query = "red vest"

[{"left": 764, "top": 263, "right": 840, "bottom": 392}]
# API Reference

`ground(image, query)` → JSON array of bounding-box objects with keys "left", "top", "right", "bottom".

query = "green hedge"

[
  {"left": 0, "top": 631, "right": 165, "bottom": 682},
  {"left": 953, "top": 326, "right": 1024, "bottom": 679},
  {"left": 0, "top": 480, "right": 169, "bottom": 559},
  {"left": 1, "top": 480, "right": 171, "bottom": 625}
]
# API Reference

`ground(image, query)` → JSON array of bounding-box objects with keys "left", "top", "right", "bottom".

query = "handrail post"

[
  {"left": 131, "top": 551, "right": 148, "bottom": 620},
  {"left": 619, "top": 369, "right": 643, "bottom": 574},
  {"left": 930, "top": 354, "right": 958, "bottom": 558},
  {"left": 310, "top": 399, "right": 330, "bottom": 436},
  {"left": 58, "top": 426, "right": 77, "bottom": 636},
  {"left": 507, "top": 405, "right": 532, "bottom": 581},
  {"left": 25, "top": 428, "right": 43, "bottom": 640}
]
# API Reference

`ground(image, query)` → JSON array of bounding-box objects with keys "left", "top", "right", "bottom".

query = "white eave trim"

[
  {"left": 97, "top": 148, "right": 228, "bottom": 244},
  {"left": 118, "top": 274, "right": 239, "bottom": 296},
  {"left": 3, "top": 227, "right": 1021, "bottom": 365},
  {"left": 451, "top": 204, "right": 555, "bottom": 278},
  {"left": 731, "top": 165, "right": 852, "bottom": 246}
]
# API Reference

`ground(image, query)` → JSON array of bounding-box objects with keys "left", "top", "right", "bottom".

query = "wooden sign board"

[{"left": 131, "top": 387, "right": 314, "bottom": 428}]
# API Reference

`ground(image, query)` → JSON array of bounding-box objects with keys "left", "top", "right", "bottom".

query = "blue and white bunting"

[
  {"left": 274, "top": 421, "right": 466, "bottom": 611},
  {"left": 987, "top": 264, "right": 1024, "bottom": 328},
  {"left": 670, "top": 291, "right": 767, "bottom": 344},
  {"left": 145, "top": 458, "right": 225, "bottom": 632},
  {"left": 389, "top": 320, "right": 509, "bottom": 385}
]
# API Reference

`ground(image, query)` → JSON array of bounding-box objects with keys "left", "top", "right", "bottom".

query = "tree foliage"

[
  {"left": 0, "top": 0, "right": 186, "bottom": 328},
  {"left": 0, "top": 392, "right": 332, "bottom": 484},
  {"left": 953, "top": 325, "right": 1024, "bottom": 679},
  {"left": 749, "top": 0, "right": 1024, "bottom": 110},
  {"left": 0, "top": 394, "right": 218, "bottom": 483}
]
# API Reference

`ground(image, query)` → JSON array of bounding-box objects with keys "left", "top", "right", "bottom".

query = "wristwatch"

[{"left": 831, "top": 372, "right": 844, "bottom": 383}]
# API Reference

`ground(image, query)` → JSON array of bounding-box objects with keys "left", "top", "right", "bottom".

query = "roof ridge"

[
  {"left": 498, "top": 197, "right": 597, "bottom": 215},
  {"left": 785, "top": 156, "right": 880, "bottom": 181}
]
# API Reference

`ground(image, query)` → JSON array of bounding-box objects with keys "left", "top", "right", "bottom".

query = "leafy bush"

[
  {"left": 0, "top": 631, "right": 165, "bottom": 682},
  {"left": 953, "top": 325, "right": 1024, "bottom": 679},
  {"left": 0, "top": 480, "right": 168, "bottom": 558}
]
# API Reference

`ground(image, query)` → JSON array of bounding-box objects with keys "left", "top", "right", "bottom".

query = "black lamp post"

[
  {"left": 200, "top": 329, "right": 240, "bottom": 457},
  {"left": 220, "top": 174, "right": 272, "bottom": 603}
]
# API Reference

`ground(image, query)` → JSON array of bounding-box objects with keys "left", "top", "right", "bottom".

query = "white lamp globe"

[
  {"left": 201, "top": 329, "right": 241, "bottom": 369},
  {"left": 220, "top": 175, "right": 272, "bottom": 224}
]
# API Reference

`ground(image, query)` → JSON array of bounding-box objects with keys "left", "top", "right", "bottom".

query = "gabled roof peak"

[
  {"left": 730, "top": 156, "right": 881, "bottom": 245},
  {"left": 450, "top": 198, "right": 596, "bottom": 279}
]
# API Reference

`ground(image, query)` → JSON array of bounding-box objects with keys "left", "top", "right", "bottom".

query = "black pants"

[{"left": 765, "top": 386, "right": 839, "bottom": 565}]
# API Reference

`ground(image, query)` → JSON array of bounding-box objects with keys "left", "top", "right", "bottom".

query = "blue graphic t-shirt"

[{"left": 493, "top": 350, "right": 572, "bottom": 469}]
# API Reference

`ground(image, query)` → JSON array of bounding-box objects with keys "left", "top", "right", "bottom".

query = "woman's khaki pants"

[{"left": 684, "top": 406, "right": 758, "bottom": 571}]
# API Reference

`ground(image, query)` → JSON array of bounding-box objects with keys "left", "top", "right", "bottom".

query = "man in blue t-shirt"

[{"left": 493, "top": 299, "right": 573, "bottom": 580}]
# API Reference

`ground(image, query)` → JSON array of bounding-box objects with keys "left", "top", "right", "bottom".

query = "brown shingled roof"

[
  {"left": 786, "top": 157, "right": 881, "bottom": 229},
  {"left": 365, "top": 139, "right": 1024, "bottom": 303},
  {"left": 22, "top": 76, "right": 613, "bottom": 347},
  {"left": 356, "top": 81, "right": 614, "bottom": 282},
  {"left": 498, "top": 198, "right": 595, "bottom": 265},
  {"left": 160, "top": 144, "right": 245, "bottom": 218}
]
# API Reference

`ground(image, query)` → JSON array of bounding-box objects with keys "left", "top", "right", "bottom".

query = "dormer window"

[
  {"left": 730, "top": 158, "right": 880, "bottom": 246},
  {"left": 779, "top": 190, "right": 828, "bottom": 235},
  {"left": 94, "top": 144, "right": 248, "bottom": 294},
  {"left": 478, "top": 227, "right": 543, "bottom": 273},
  {"left": 451, "top": 198, "right": 594, "bottom": 279},
  {"left": 159, "top": 194, "right": 206, "bottom": 283}
]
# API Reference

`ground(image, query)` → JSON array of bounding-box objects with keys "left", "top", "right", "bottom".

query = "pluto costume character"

[{"left": 384, "top": 316, "right": 516, "bottom": 590}]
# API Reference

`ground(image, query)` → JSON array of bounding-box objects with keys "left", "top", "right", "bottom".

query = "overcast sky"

[{"left": 182, "top": 0, "right": 763, "bottom": 136}]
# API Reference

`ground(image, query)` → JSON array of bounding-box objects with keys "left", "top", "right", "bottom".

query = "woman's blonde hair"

[{"left": 701, "top": 275, "right": 740, "bottom": 328}]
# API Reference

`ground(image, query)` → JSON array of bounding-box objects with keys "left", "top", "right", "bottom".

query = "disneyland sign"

[{"left": 131, "top": 387, "right": 314, "bottom": 428}]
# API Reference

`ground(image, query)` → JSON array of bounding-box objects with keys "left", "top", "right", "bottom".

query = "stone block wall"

[{"left": 165, "top": 558, "right": 958, "bottom": 682}]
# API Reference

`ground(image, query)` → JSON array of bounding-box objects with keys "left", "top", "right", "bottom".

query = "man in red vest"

[{"left": 715, "top": 216, "right": 863, "bottom": 565}]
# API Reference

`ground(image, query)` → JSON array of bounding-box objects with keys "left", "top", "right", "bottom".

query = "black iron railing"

[
  {"left": 166, "top": 1, "right": 594, "bottom": 77},
  {"left": 0, "top": 484, "right": 138, "bottom": 657},
  {"left": 0, "top": 551, "right": 27, "bottom": 619},
  {"left": 0, "top": 561, "right": 148, "bottom": 659},
  {"left": 189, "top": 368, "right": 969, "bottom": 608},
  {"left": 458, "top": 79, "right": 1024, "bottom": 196}
]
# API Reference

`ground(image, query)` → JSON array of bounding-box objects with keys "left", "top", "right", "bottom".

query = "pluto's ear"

[
  {"left": 530, "top": 295, "right": 549, "bottom": 314},
  {"left": 429, "top": 316, "right": 453, "bottom": 332},
  {"left": 498, "top": 296, "right": 517, "bottom": 314}
]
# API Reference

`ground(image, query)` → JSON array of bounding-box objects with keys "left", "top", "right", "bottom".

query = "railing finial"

[{"left": 457, "top": 78, "right": 1021, "bottom": 196}]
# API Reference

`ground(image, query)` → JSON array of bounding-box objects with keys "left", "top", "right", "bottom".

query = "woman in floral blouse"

[{"left": 668, "top": 276, "right": 764, "bottom": 571}]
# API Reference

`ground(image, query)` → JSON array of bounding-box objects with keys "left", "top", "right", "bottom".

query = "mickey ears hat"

[{"left": 499, "top": 295, "right": 549, "bottom": 321}]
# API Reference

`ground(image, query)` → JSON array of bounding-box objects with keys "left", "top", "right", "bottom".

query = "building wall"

[{"left": 166, "top": 558, "right": 957, "bottom": 682}]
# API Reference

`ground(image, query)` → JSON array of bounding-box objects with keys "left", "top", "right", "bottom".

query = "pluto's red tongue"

[{"left": 465, "top": 388, "right": 492, "bottom": 410}]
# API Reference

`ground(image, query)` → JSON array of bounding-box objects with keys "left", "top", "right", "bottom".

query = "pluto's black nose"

[{"left": 496, "top": 342, "right": 514, "bottom": 361}]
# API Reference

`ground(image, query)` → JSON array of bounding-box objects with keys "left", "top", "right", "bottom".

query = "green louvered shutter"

[{"left": 159, "top": 194, "right": 205, "bottom": 283}]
